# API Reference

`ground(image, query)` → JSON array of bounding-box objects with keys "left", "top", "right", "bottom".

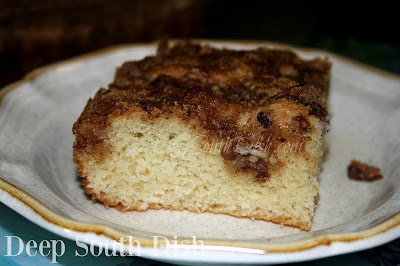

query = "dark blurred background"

[{"left": 1, "top": 0, "right": 399, "bottom": 88}]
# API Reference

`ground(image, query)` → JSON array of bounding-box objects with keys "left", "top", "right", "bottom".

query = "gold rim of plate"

[{"left": 0, "top": 40, "right": 399, "bottom": 253}]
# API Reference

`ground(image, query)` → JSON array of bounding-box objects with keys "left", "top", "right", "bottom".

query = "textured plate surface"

[{"left": 1, "top": 40, "right": 400, "bottom": 264}]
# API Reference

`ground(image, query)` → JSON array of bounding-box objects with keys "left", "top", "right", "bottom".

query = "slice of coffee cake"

[{"left": 73, "top": 41, "right": 331, "bottom": 230}]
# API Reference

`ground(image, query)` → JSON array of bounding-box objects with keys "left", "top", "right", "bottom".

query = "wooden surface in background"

[{"left": 0, "top": 0, "right": 204, "bottom": 87}]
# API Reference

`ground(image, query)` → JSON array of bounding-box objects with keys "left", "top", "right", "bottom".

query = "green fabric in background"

[{"left": 202, "top": 1, "right": 400, "bottom": 76}]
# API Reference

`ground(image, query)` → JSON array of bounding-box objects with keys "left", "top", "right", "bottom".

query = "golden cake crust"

[{"left": 82, "top": 175, "right": 309, "bottom": 230}]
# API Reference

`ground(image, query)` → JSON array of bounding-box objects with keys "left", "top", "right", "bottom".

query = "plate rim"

[{"left": 1, "top": 39, "right": 400, "bottom": 254}]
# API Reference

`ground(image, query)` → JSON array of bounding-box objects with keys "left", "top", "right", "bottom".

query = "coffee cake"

[{"left": 73, "top": 41, "right": 331, "bottom": 230}]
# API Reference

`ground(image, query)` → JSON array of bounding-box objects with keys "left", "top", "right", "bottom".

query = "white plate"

[{"left": 1, "top": 40, "right": 400, "bottom": 265}]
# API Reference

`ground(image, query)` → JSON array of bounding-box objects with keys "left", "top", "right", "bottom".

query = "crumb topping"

[
  {"left": 73, "top": 40, "right": 331, "bottom": 181},
  {"left": 348, "top": 160, "right": 383, "bottom": 182}
]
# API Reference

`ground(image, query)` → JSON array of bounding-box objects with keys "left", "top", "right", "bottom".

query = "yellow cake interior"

[{"left": 76, "top": 100, "right": 325, "bottom": 231}]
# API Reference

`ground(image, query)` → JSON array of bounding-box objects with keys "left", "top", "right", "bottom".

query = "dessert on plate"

[{"left": 73, "top": 40, "right": 331, "bottom": 230}]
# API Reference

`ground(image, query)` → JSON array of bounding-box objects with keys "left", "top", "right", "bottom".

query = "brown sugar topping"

[
  {"left": 347, "top": 160, "right": 383, "bottom": 182},
  {"left": 73, "top": 40, "right": 331, "bottom": 181}
]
